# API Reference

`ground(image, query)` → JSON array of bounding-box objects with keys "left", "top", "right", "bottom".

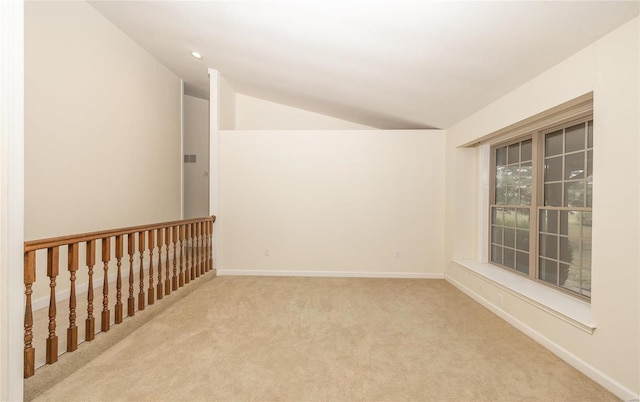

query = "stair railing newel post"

[
  {"left": 85, "top": 239, "right": 96, "bottom": 341},
  {"left": 138, "top": 231, "right": 146, "bottom": 311},
  {"left": 164, "top": 227, "right": 171, "bottom": 295},
  {"left": 101, "top": 237, "right": 111, "bottom": 332},
  {"left": 127, "top": 233, "right": 136, "bottom": 317},
  {"left": 147, "top": 229, "right": 155, "bottom": 305},
  {"left": 171, "top": 225, "right": 178, "bottom": 291},
  {"left": 24, "top": 250, "right": 36, "bottom": 378},
  {"left": 67, "top": 243, "right": 79, "bottom": 352},
  {"left": 156, "top": 228, "right": 164, "bottom": 301},
  {"left": 115, "top": 235, "right": 124, "bottom": 324}
]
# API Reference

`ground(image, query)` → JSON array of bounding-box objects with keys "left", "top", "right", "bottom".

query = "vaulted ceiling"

[{"left": 89, "top": 1, "right": 639, "bottom": 129}]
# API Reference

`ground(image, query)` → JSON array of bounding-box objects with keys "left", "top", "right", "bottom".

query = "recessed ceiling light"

[{"left": 191, "top": 51, "right": 202, "bottom": 60}]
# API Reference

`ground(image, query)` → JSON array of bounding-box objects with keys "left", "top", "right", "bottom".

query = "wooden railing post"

[
  {"left": 172, "top": 225, "right": 178, "bottom": 291},
  {"left": 147, "top": 229, "right": 155, "bottom": 305},
  {"left": 208, "top": 219, "right": 213, "bottom": 272},
  {"left": 185, "top": 224, "right": 191, "bottom": 284},
  {"left": 86, "top": 239, "right": 96, "bottom": 341},
  {"left": 190, "top": 223, "right": 196, "bottom": 280},
  {"left": 156, "top": 228, "right": 164, "bottom": 301},
  {"left": 46, "top": 246, "right": 59, "bottom": 364},
  {"left": 127, "top": 233, "right": 135, "bottom": 317},
  {"left": 197, "top": 222, "right": 202, "bottom": 277},
  {"left": 101, "top": 237, "right": 111, "bottom": 332},
  {"left": 115, "top": 235, "right": 124, "bottom": 324},
  {"left": 138, "top": 231, "right": 146, "bottom": 311},
  {"left": 179, "top": 224, "right": 185, "bottom": 287},
  {"left": 164, "top": 227, "right": 171, "bottom": 296},
  {"left": 24, "top": 250, "right": 36, "bottom": 378},
  {"left": 67, "top": 243, "right": 79, "bottom": 352}
]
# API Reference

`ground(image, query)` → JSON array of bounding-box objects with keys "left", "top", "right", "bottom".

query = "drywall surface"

[
  {"left": 219, "top": 76, "right": 236, "bottom": 130},
  {"left": 25, "top": 1, "right": 182, "bottom": 240},
  {"left": 219, "top": 129, "right": 444, "bottom": 276},
  {"left": 183, "top": 95, "right": 209, "bottom": 219},
  {"left": 235, "top": 94, "right": 375, "bottom": 130},
  {"left": 445, "top": 17, "right": 639, "bottom": 398}
]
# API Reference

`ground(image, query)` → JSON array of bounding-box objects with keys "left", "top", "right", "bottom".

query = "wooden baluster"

[
  {"left": 138, "top": 231, "right": 146, "bottom": 311},
  {"left": 197, "top": 222, "right": 202, "bottom": 276},
  {"left": 46, "top": 246, "right": 59, "bottom": 364},
  {"left": 147, "top": 229, "right": 155, "bottom": 304},
  {"left": 179, "top": 225, "right": 185, "bottom": 287},
  {"left": 156, "top": 228, "right": 163, "bottom": 300},
  {"left": 86, "top": 239, "right": 96, "bottom": 341},
  {"left": 67, "top": 243, "right": 79, "bottom": 352},
  {"left": 191, "top": 223, "right": 197, "bottom": 280},
  {"left": 204, "top": 220, "right": 209, "bottom": 272},
  {"left": 165, "top": 227, "right": 171, "bottom": 295},
  {"left": 127, "top": 233, "right": 136, "bottom": 316},
  {"left": 101, "top": 237, "right": 111, "bottom": 332},
  {"left": 185, "top": 223, "right": 191, "bottom": 284},
  {"left": 172, "top": 226, "right": 178, "bottom": 291},
  {"left": 207, "top": 220, "right": 213, "bottom": 272},
  {"left": 115, "top": 235, "right": 123, "bottom": 324},
  {"left": 24, "top": 251, "right": 36, "bottom": 378}
]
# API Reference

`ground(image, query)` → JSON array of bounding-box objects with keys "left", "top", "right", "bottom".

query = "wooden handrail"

[
  {"left": 25, "top": 216, "right": 216, "bottom": 252},
  {"left": 23, "top": 215, "right": 216, "bottom": 378}
]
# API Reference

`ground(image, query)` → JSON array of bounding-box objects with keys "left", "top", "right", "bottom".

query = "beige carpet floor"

[{"left": 33, "top": 276, "right": 616, "bottom": 402}]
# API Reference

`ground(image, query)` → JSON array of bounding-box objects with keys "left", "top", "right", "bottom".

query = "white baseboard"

[
  {"left": 445, "top": 274, "right": 639, "bottom": 401},
  {"left": 217, "top": 269, "right": 443, "bottom": 279}
]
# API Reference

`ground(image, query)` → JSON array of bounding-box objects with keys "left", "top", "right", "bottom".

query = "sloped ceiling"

[{"left": 89, "top": 1, "right": 639, "bottom": 129}]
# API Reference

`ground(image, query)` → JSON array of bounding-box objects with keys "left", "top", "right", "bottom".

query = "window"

[{"left": 490, "top": 118, "right": 593, "bottom": 299}]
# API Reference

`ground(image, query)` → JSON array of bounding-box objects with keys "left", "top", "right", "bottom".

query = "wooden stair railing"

[{"left": 23, "top": 216, "right": 216, "bottom": 378}]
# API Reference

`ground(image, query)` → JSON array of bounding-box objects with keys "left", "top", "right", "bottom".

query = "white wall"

[
  {"left": 25, "top": 1, "right": 182, "bottom": 240},
  {"left": 0, "top": 0, "right": 24, "bottom": 399},
  {"left": 219, "top": 129, "right": 445, "bottom": 277},
  {"left": 219, "top": 77, "right": 236, "bottom": 130},
  {"left": 235, "top": 94, "right": 375, "bottom": 130},
  {"left": 445, "top": 17, "right": 639, "bottom": 399},
  {"left": 183, "top": 95, "right": 209, "bottom": 219}
]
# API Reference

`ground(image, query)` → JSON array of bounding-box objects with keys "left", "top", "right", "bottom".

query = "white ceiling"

[{"left": 89, "top": 1, "right": 639, "bottom": 129}]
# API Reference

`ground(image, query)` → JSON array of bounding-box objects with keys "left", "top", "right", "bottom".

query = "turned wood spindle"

[
  {"left": 86, "top": 239, "right": 96, "bottom": 341},
  {"left": 138, "top": 231, "right": 146, "bottom": 311},
  {"left": 172, "top": 226, "right": 178, "bottom": 291},
  {"left": 207, "top": 219, "right": 213, "bottom": 272},
  {"left": 165, "top": 227, "right": 171, "bottom": 295},
  {"left": 46, "top": 246, "right": 59, "bottom": 364},
  {"left": 190, "top": 223, "right": 196, "bottom": 280},
  {"left": 115, "top": 235, "right": 124, "bottom": 324},
  {"left": 156, "top": 228, "right": 164, "bottom": 300},
  {"left": 185, "top": 223, "right": 191, "bottom": 284},
  {"left": 147, "top": 229, "right": 155, "bottom": 304},
  {"left": 101, "top": 237, "right": 111, "bottom": 332},
  {"left": 127, "top": 233, "right": 136, "bottom": 317},
  {"left": 67, "top": 243, "right": 79, "bottom": 352},
  {"left": 24, "top": 250, "right": 36, "bottom": 378},
  {"left": 196, "top": 222, "right": 202, "bottom": 277},
  {"left": 179, "top": 225, "right": 185, "bottom": 287}
]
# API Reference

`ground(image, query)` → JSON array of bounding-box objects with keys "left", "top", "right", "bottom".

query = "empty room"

[{"left": 1, "top": 1, "right": 639, "bottom": 401}]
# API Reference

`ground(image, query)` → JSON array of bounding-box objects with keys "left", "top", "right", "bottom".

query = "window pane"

[
  {"left": 540, "top": 209, "right": 558, "bottom": 234},
  {"left": 496, "top": 166, "right": 506, "bottom": 188},
  {"left": 544, "top": 183, "right": 562, "bottom": 206},
  {"left": 565, "top": 123, "right": 585, "bottom": 153},
  {"left": 506, "top": 186, "right": 519, "bottom": 205},
  {"left": 507, "top": 144, "right": 520, "bottom": 165},
  {"left": 496, "top": 186, "right": 507, "bottom": 204},
  {"left": 582, "top": 212, "right": 592, "bottom": 237},
  {"left": 516, "top": 208, "right": 530, "bottom": 228},
  {"left": 559, "top": 236, "right": 579, "bottom": 265},
  {"left": 587, "top": 121, "right": 593, "bottom": 148},
  {"left": 568, "top": 211, "right": 582, "bottom": 238},
  {"left": 504, "top": 208, "right": 516, "bottom": 227},
  {"left": 491, "top": 245, "right": 503, "bottom": 264},
  {"left": 491, "top": 225, "right": 503, "bottom": 244},
  {"left": 516, "top": 229, "right": 529, "bottom": 251},
  {"left": 539, "top": 258, "right": 558, "bottom": 285},
  {"left": 560, "top": 264, "right": 576, "bottom": 291},
  {"left": 564, "top": 152, "right": 585, "bottom": 180},
  {"left": 545, "top": 156, "right": 563, "bottom": 182},
  {"left": 559, "top": 211, "right": 569, "bottom": 236},
  {"left": 586, "top": 150, "right": 593, "bottom": 178},
  {"left": 581, "top": 239, "right": 591, "bottom": 269},
  {"left": 545, "top": 130, "right": 563, "bottom": 156},
  {"left": 516, "top": 251, "right": 529, "bottom": 274},
  {"left": 492, "top": 207, "right": 504, "bottom": 226},
  {"left": 581, "top": 266, "right": 591, "bottom": 297},
  {"left": 540, "top": 234, "right": 558, "bottom": 259},
  {"left": 521, "top": 140, "right": 532, "bottom": 162},
  {"left": 496, "top": 147, "right": 507, "bottom": 166},
  {"left": 504, "top": 227, "right": 515, "bottom": 248},
  {"left": 519, "top": 163, "right": 532, "bottom": 185},
  {"left": 564, "top": 181, "right": 585, "bottom": 208},
  {"left": 503, "top": 248, "right": 515, "bottom": 269}
]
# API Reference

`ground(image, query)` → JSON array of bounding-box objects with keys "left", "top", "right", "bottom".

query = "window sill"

[{"left": 450, "top": 259, "right": 595, "bottom": 334}]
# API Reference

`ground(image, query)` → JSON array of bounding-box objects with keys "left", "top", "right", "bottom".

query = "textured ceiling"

[{"left": 89, "top": 1, "right": 639, "bottom": 129}]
